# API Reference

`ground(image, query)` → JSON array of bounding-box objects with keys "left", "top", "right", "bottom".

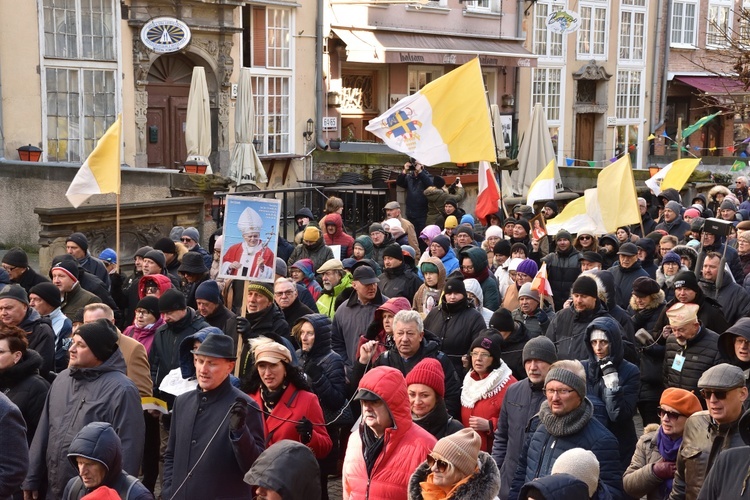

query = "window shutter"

[{"left": 253, "top": 6, "right": 266, "bottom": 67}]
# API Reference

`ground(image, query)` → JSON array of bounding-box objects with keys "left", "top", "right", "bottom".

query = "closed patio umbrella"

[
  {"left": 185, "top": 66, "right": 213, "bottom": 174},
  {"left": 512, "top": 103, "right": 561, "bottom": 197},
  {"left": 231, "top": 68, "right": 267, "bottom": 185}
]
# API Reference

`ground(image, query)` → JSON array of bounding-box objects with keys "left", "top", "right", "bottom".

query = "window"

[
  {"left": 578, "top": 1, "right": 607, "bottom": 59},
  {"left": 243, "top": 6, "right": 293, "bottom": 155},
  {"left": 619, "top": 0, "right": 646, "bottom": 61},
  {"left": 707, "top": 0, "right": 732, "bottom": 47},
  {"left": 42, "top": 0, "right": 118, "bottom": 162},
  {"left": 532, "top": 67, "right": 562, "bottom": 123},
  {"left": 671, "top": 1, "right": 697, "bottom": 47},
  {"left": 466, "top": 0, "right": 490, "bottom": 12},
  {"left": 408, "top": 66, "right": 444, "bottom": 95},
  {"left": 533, "top": 1, "right": 563, "bottom": 59},
  {"left": 616, "top": 70, "right": 642, "bottom": 120},
  {"left": 741, "top": 2, "right": 750, "bottom": 46}
]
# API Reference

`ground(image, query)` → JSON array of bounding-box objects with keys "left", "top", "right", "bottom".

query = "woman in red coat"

[
  {"left": 460, "top": 331, "right": 517, "bottom": 452},
  {"left": 245, "top": 340, "right": 332, "bottom": 459}
]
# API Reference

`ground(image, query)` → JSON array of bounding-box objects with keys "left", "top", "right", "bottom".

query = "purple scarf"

[{"left": 656, "top": 427, "right": 682, "bottom": 496}]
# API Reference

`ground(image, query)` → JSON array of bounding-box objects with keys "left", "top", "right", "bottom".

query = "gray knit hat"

[
  {"left": 523, "top": 336, "right": 558, "bottom": 365},
  {"left": 665, "top": 200, "right": 683, "bottom": 215},
  {"left": 698, "top": 363, "right": 746, "bottom": 390},
  {"left": 545, "top": 365, "right": 586, "bottom": 399}
]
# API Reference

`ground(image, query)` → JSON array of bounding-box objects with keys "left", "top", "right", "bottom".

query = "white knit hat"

[{"left": 551, "top": 448, "right": 600, "bottom": 497}]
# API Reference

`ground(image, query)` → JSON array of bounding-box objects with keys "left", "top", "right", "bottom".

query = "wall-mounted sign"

[
  {"left": 141, "top": 17, "right": 191, "bottom": 54},
  {"left": 546, "top": 9, "right": 581, "bottom": 34}
]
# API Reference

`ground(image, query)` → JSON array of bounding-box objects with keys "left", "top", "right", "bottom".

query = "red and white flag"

[
  {"left": 475, "top": 160, "right": 501, "bottom": 223},
  {"left": 531, "top": 262, "right": 553, "bottom": 299}
]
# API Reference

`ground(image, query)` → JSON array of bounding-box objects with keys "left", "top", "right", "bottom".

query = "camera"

[
  {"left": 408, "top": 157, "right": 417, "bottom": 171},
  {"left": 703, "top": 217, "right": 732, "bottom": 237}
]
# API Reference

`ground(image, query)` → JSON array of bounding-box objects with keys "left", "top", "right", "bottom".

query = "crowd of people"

[{"left": 4, "top": 166, "right": 750, "bottom": 499}]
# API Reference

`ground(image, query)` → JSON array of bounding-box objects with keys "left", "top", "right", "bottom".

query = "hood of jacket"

[
  {"left": 637, "top": 237, "right": 657, "bottom": 262},
  {"left": 243, "top": 440, "right": 321, "bottom": 500},
  {"left": 68, "top": 348, "right": 128, "bottom": 381},
  {"left": 519, "top": 473, "right": 590, "bottom": 499},
  {"left": 19, "top": 307, "right": 46, "bottom": 330},
  {"left": 709, "top": 185, "right": 732, "bottom": 202},
  {"left": 421, "top": 256, "right": 446, "bottom": 289},
  {"left": 419, "top": 225, "right": 442, "bottom": 243},
  {"left": 585, "top": 270, "right": 610, "bottom": 307},
  {"left": 599, "top": 234, "right": 620, "bottom": 252},
  {"left": 299, "top": 312, "right": 333, "bottom": 358},
  {"left": 178, "top": 326, "right": 226, "bottom": 378},
  {"left": 658, "top": 188, "right": 682, "bottom": 204},
  {"left": 323, "top": 213, "right": 345, "bottom": 234},
  {"left": 0, "top": 348, "right": 43, "bottom": 387},
  {"left": 719, "top": 317, "right": 750, "bottom": 367},
  {"left": 585, "top": 315, "right": 625, "bottom": 366},
  {"left": 290, "top": 258, "right": 317, "bottom": 281},
  {"left": 460, "top": 246, "right": 489, "bottom": 272},
  {"left": 138, "top": 273, "right": 172, "bottom": 298},
  {"left": 358, "top": 366, "right": 412, "bottom": 435},
  {"left": 66, "top": 422, "right": 123, "bottom": 486},
  {"left": 354, "top": 235, "right": 374, "bottom": 258}
]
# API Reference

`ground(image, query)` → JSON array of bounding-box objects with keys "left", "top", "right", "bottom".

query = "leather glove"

[
  {"left": 229, "top": 400, "right": 248, "bottom": 433},
  {"left": 599, "top": 358, "right": 619, "bottom": 390},
  {"left": 635, "top": 328, "right": 653, "bottom": 346},
  {"left": 296, "top": 417, "right": 313, "bottom": 444},
  {"left": 652, "top": 460, "right": 676, "bottom": 480},
  {"left": 305, "top": 362, "right": 323, "bottom": 382},
  {"left": 236, "top": 317, "right": 256, "bottom": 342}
]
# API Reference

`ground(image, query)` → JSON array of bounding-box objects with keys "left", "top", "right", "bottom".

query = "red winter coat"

[
  {"left": 460, "top": 365, "right": 517, "bottom": 452},
  {"left": 249, "top": 383, "right": 332, "bottom": 459},
  {"left": 343, "top": 366, "right": 437, "bottom": 500},
  {"left": 323, "top": 213, "right": 355, "bottom": 259}
]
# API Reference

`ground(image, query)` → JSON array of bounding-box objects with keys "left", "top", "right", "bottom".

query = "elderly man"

[
  {"left": 492, "top": 336, "right": 558, "bottom": 500},
  {"left": 508, "top": 360, "right": 624, "bottom": 500},
  {"left": 608, "top": 242, "right": 650, "bottom": 309},
  {"left": 698, "top": 251, "right": 750, "bottom": 324},
  {"left": 0, "top": 284, "right": 55, "bottom": 375},
  {"left": 1, "top": 247, "right": 49, "bottom": 293},
  {"left": 29, "top": 281, "right": 73, "bottom": 372},
  {"left": 663, "top": 302, "right": 724, "bottom": 399},
  {"left": 355, "top": 309, "right": 462, "bottom": 416},
  {"left": 656, "top": 201, "right": 690, "bottom": 239},
  {"left": 66, "top": 232, "right": 110, "bottom": 289},
  {"left": 512, "top": 283, "right": 555, "bottom": 338},
  {"left": 23, "top": 319, "right": 145, "bottom": 499},
  {"left": 244, "top": 441, "right": 321, "bottom": 500},
  {"left": 163, "top": 333, "right": 265, "bottom": 500},
  {"left": 315, "top": 259, "right": 353, "bottom": 318},
  {"left": 670, "top": 364, "right": 748, "bottom": 500},
  {"left": 180, "top": 226, "right": 212, "bottom": 269},
  {"left": 541, "top": 230, "right": 582, "bottom": 311},
  {"left": 195, "top": 279, "right": 237, "bottom": 341},
  {"left": 51, "top": 260, "right": 100, "bottom": 321},
  {"left": 274, "top": 277, "right": 313, "bottom": 328},
  {"left": 580, "top": 251, "right": 604, "bottom": 272},
  {"left": 343, "top": 366, "right": 436, "bottom": 498},
  {"left": 384, "top": 200, "right": 420, "bottom": 257},
  {"left": 332, "top": 265, "right": 387, "bottom": 376}
]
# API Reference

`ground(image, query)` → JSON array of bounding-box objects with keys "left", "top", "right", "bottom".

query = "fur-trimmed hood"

[
  {"left": 709, "top": 185, "right": 731, "bottom": 202},
  {"left": 671, "top": 245, "right": 698, "bottom": 270},
  {"left": 408, "top": 451, "right": 500, "bottom": 500}
]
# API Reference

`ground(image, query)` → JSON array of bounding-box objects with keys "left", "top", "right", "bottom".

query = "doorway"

[{"left": 575, "top": 113, "right": 596, "bottom": 166}]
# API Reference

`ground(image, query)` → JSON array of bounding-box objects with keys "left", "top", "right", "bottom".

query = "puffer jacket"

[
  {"left": 316, "top": 272, "right": 353, "bottom": 318},
  {"left": 413, "top": 257, "right": 446, "bottom": 316},
  {"left": 408, "top": 451, "right": 501, "bottom": 500},
  {"left": 23, "top": 350, "right": 145, "bottom": 499},
  {"left": 342, "top": 367, "right": 437, "bottom": 500},
  {"left": 718, "top": 318, "right": 750, "bottom": 391},
  {"left": 623, "top": 424, "right": 670, "bottom": 500},
  {"left": 423, "top": 297, "right": 486, "bottom": 374},
  {"left": 287, "top": 234, "right": 335, "bottom": 272},
  {"left": 546, "top": 300, "right": 612, "bottom": 361},
  {"left": 582, "top": 317, "right": 641, "bottom": 472},
  {"left": 662, "top": 325, "right": 724, "bottom": 397},
  {"left": 698, "top": 269, "right": 750, "bottom": 325},
  {"left": 378, "top": 262, "right": 423, "bottom": 301},
  {"left": 670, "top": 411, "right": 745, "bottom": 500},
  {"left": 0, "top": 349, "right": 50, "bottom": 444},
  {"left": 608, "top": 260, "right": 650, "bottom": 309},
  {"left": 491, "top": 378, "right": 547, "bottom": 500},
  {"left": 542, "top": 247, "right": 582, "bottom": 310},
  {"left": 460, "top": 246, "right": 500, "bottom": 311},
  {"left": 61, "top": 422, "right": 152, "bottom": 500},
  {"left": 323, "top": 213, "right": 355, "bottom": 259}
]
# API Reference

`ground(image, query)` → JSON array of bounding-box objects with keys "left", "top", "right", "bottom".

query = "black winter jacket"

[
  {"left": 542, "top": 248, "right": 582, "bottom": 310},
  {"left": 663, "top": 325, "right": 724, "bottom": 398},
  {"left": 18, "top": 308, "right": 55, "bottom": 376},
  {"left": 607, "top": 261, "right": 650, "bottom": 309},
  {"left": 378, "top": 263, "right": 423, "bottom": 301},
  {"left": 546, "top": 301, "right": 613, "bottom": 361},
  {"left": 0, "top": 349, "right": 50, "bottom": 443},
  {"left": 396, "top": 169, "right": 433, "bottom": 222},
  {"left": 423, "top": 298, "right": 486, "bottom": 375}
]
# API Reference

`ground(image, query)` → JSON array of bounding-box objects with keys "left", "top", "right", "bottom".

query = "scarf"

[
  {"left": 362, "top": 425, "right": 385, "bottom": 477},
  {"left": 419, "top": 472, "right": 473, "bottom": 500},
  {"left": 657, "top": 427, "right": 682, "bottom": 496},
  {"left": 538, "top": 398, "right": 593, "bottom": 437},
  {"left": 413, "top": 398, "right": 450, "bottom": 437},
  {"left": 460, "top": 364, "right": 514, "bottom": 408},
  {"left": 260, "top": 382, "right": 287, "bottom": 415}
]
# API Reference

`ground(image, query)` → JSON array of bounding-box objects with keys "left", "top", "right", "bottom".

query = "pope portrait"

[{"left": 221, "top": 206, "right": 275, "bottom": 280}]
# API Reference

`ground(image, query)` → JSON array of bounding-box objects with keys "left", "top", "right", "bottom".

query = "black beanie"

[
  {"left": 555, "top": 230, "right": 573, "bottom": 242},
  {"left": 159, "top": 288, "right": 187, "bottom": 312},
  {"left": 489, "top": 308, "right": 515, "bottom": 333},
  {"left": 195, "top": 280, "right": 222, "bottom": 304},
  {"left": 674, "top": 270, "right": 700, "bottom": 293},
  {"left": 0, "top": 284, "right": 28, "bottom": 306},
  {"left": 571, "top": 275, "right": 599, "bottom": 298},
  {"left": 516, "top": 219, "right": 531, "bottom": 233},
  {"left": 50, "top": 258, "right": 79, "bottom": 282},
  {"left": 143, "top": 250, "right": 166, "bottom": 270},
  {"left": 66, "top": 232, "right": 89, "bottom": 253},
  {"left": 493, "top": 239, "right": 511, "bottom": 257},
  {"left": 382, "top": 244, "right": 404, "bottom": 261},
  {"left": 136, "top": 296, "right": 160, "bottom": 317},
  {"left": 433, "top": 176, "right": 446, "bottom": 189},
  {"left": 2, "top": 247, "right": 28, "bottom": 268},
  {"left": 432, "top": 234, "right": 451, "bottom": 254},
  {"left": 444, "top": 278, "right": 466, "bottom": 296},
  {"left": 76, "top": 318, "right": 119, "bottom": 361},
  {"left": 470, "top": 331, "right": 504, "bottom": 369},
  {"left": 153, "top": 237, "right": 177, "bottom": 254},
  {"left": 29, "top": 282, "right": 62, "bottom": 309},
  {"left": 455, "top": 225, "right": 474, "bottom": 239},
  {"left": 444, "top": 198, "right": 458, "bottom": 210}
]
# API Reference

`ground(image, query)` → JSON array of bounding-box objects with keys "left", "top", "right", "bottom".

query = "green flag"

[
  {"left": 587, "top": 161, "right": 596, "bottom": 167},
  {"left": 682, "top": 112, "right": 721, "bottom": 139},
  {"left": 732, "top": 160, "right": 746, "bottom": 172}
]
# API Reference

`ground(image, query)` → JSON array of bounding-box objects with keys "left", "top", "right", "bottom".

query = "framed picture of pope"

[{"left": 219, "top": 195, "right": 280, "bottom": 283}]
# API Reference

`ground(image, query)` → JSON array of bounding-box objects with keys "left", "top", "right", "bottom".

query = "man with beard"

[
  {"left": 315, "top": 259, "right": 353, "bottom": 318},
  {"left": 541, "top": 230, "right": 582, "bottom": 311},
  {"left": 222, "top": 207, "right": 275, "bottom": 280}
]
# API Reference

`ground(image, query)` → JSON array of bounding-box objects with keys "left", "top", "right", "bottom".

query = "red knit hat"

[
  {"left": 660, "top": 387, "right": 702, "bottom": 417},
  {"left": 405, "top": 358, "right": 445, "bottom": 398}
]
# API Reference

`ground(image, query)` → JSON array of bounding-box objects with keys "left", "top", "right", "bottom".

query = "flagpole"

[
  {"left": 627, "top": 156, "right": 646, "bottom": 236},
  {"left": 115, "top": 193, "right": 120, "bottom": 274},
  {"left": 485, "top": 85, "right": 506, "bottom": 218}
]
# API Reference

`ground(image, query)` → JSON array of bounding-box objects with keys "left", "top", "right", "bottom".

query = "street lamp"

[
  {"left": 17, "top": 144, "right": 42, "bottom": 162},
  {"left": 303, "top": 118, "right": 314, "bottom": 141}
]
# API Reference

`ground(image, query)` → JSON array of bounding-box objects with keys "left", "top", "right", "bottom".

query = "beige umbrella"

[
  {"left": 512, "top": 102, "right": 561, "bottom": 197},
  {"left": 491, "top": 104, "right": 514, "bottom": 200},
  {"left": 231, "top": 68, "right": 267, "bottom": 185},
  {"left": 186, "top": 66, "right": 213, "bottom": 174}
]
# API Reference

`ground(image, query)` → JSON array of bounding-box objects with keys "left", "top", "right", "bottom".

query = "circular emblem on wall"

[{"left": 140, "top": 17, "right": 191, "bottom": 54}]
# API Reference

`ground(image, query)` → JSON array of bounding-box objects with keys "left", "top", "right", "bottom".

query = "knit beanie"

[
  {"left": 169, "top": 226, "right": 185, "bottom": 242},
  {"left": 444, "top": 216, "right": 459, "bottom": 229},
  {"left": 66, "top": 232, "right": 89, "bottom": 253},
  {"left": 0, "top": 284, "right": 28, "bottom": 305},
  {"left": 551, "top": 448, "right": 600, "bottom": 497},
  {"left": 158, "top": 288, "right": 187, "bottom": 312},
  {"left": 523, "top": 336, "right": 558, "bottom": 365},
  {"left": 470, "top": 331, "right": 504, "bottom": 366},
  {"left": 81, "top": 486, "right": 120, "bottom": 500},
  {"left": 431, "top": 428, "right": 482, "bottom": 477},
  {"left": 421, "top": 262, "right": 439, "bottom": 275},
  {"left": 515, "top": 219, "right": 531, "bottom": 233},
  {"left": 485, "top": 226, "right": 503, "bottom": 239},
  {"left": 443, "top": 278, "right": 466, "bottom": 296},
  {"left": 248, "top": 281, "right": 274, "bottom": 302},
  {"left": 136, "top": 296, "right": 160, "bottom": 318},
  {"left": 405, "top": 358, "right": 445, "bottom": 398},
  {"left": 432, "top": 235, "right": 451, "bottom": 254},
  {"left": 517, "top": 259, "right": 538, "bottom": 277},
  {"left": 51, "top": 260, "right": 79, "bottom": 283},
  {"left": 75, "top": 318, "right": 119, "bottom": 362},
  {"left": 445, "top": 198, "right": 458, "bottom": 210},
  {"left": 673, "top": 270, "right": 700, "bottom": 293},
  {"left": 489, "top": 308, "right": 515, "bottom": 333},
  {"left": 493, "top": 239, "right": 511, "bottom": 257},
  {"left": 518, "top": 283, "right": 540, "bottom": 302},
  {"left": 661, "top": 251, "right": 681, "bottom": 266},
  {"left": 303, "top": 226, "right": 320, "bottom": 242},
  {"left": 683, "top": 208, "right": 701, "bottom": 219},
  {"left": 1, "top": 247, "right": 28, "bottom": 268},
  {"left": 510, "top": 242, "right": 529, "bottom": 257},
  {"left": 383, "top": 245, "right": 404, "bottom": 261},
  {"left": 182, "top": 227, "right": 200, "bottom": 242},
  {"left": 195, "top": 280, "right": 222, "bottom": 304},
  {"left": 665, "top": 201, "right": 683, "bottom": 215},
  {"left": 433, "top": 176, "right": 446, "bottom": 189},
  {"left": 555, "top": 230, "right": 572, "bottom": 242},
  {"left": 135, "top": 246, "right": 153, "bottom": 258},
  {"left": 153, "top": 237, "right": 177, "bottom": 255},
  {"left": 659, "top": 387, "right": 702, "bottom": 417},
  {"left": 545, "top": 365, "right": 586, "bottom": 399},
  {"left": 369, "top": 223, "right": 386, "bottom": 235},
  {"left": 143, "top": 250, "right": 166, "bottom": 270},
  {"left": 29, "top": 282, "right": 62, "bottom": 309},
  {"left": 544, "top": 200, "right": 559, "bottom": 213},
  {"left": 455, "top": 225, "right": 474, "bottom": 239},
  {"left": 571, "top": 275, "right": 599, "bottom": 298},
  {"left": 720, "top": 199, "right": 738, "bottom": 212}
]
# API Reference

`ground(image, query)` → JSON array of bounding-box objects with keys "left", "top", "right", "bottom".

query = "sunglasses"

[
  {"left": 426, "top": 454, "right": 449, "bottom": 473},
  {"left": 657, "top": 408, "right": 683, "bottom": 420},
  {"left": 181, "top": 238, "right": 192, "bottom": 243},
  {"left": 700, "top": 389, "right": 734, "bottom": 400},
  {"left": 578, "top": 236, "right": 592, "bottom": 241}
]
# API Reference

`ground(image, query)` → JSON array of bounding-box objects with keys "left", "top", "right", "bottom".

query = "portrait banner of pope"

[{"left": 219, "top": 195, "right": 280, "bottom": 282}]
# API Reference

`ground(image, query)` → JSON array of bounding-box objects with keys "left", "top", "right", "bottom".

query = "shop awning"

[
  {"left": 331, "top": 28, "right": 536, "bottom": 67},
  {"left": 674, "top": 76, "right": 748, "bottom": 95}
]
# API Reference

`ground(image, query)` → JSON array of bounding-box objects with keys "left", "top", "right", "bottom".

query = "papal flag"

[
  {"left": 365, "top": 58, "right": 496, "bottom": 165},
  {"left": 645, "top": 158, "right": 700, "bottom": 196},
  {"left": 66, "top": 115, "right": 122, "bottom": 208},
  {"left": 597, "top": 155, "right": 641, "bottom": 232},
  {"left": 526, "top": 159, "right": 557, "bottom": 209}
]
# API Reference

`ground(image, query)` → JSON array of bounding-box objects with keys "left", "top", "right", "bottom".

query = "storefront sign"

[{"left": 141, "top": 17, "right": 191, "bottom": 54}]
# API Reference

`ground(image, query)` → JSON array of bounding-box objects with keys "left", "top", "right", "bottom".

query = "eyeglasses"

[
  {"left": 470, "top": 351, "right": 491, "bottom": 359},
  {"left": 701, "top": 389, "right": 734, "bottom": 400},
  {"left": 135, "top": 309, "right": 152, "bottom": 316},
  {"left": 545, "top": 388, "right": 574, "bottom": 397},
  {"left": 736, "top": 337, "right": 750, "bottom": 347},
  {"left": 1, "top": 264, "right": 17, "bottom": 272},
  {"left": 461, "top": 266, "right": 475, "bottom": 272},
  {"left": 426, "top": 454, "right": 450, "bottom": 473},
  {"left": 658, "top": 408, "right": 684, "bottom": 421},
  {"left": 181, "top": 238, "right": 192, "bottom": 243}
]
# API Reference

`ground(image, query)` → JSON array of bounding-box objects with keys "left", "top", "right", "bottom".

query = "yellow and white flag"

[
  {"left": 645, "top": 158, "right": 700, "bottom": 196},
  {"left": 366, "top": 58, "right": 496, "bottom": 165},
  {"left": 597, "top": 156, "right": 641, "bottom": 232},
  {"left": 66, "top": 115, "right": 122, "bottom": 208},
  {"left": 526, "top": 159, "right": 557, "bottom": 209}
]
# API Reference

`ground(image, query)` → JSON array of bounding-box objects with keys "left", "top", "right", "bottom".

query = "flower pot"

[{"left": 329, "top": 139, "right": 341, "bottom": 150}]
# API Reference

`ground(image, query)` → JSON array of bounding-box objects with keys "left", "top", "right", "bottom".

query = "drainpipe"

[
  {"left": 314, "top": 0, "right": 327, "bottom": 150},
  {"left": 655, "top": 0, "right": 672, "bottom": 133},
  {"left": 512, "top": 0, "right": 524, "bottom": 156},
  {"left": 649, "top": 0, "right": 664, "bottom": 135},
  {"left": 0, "top": 57, "right": 5, "bottom": 158}
]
